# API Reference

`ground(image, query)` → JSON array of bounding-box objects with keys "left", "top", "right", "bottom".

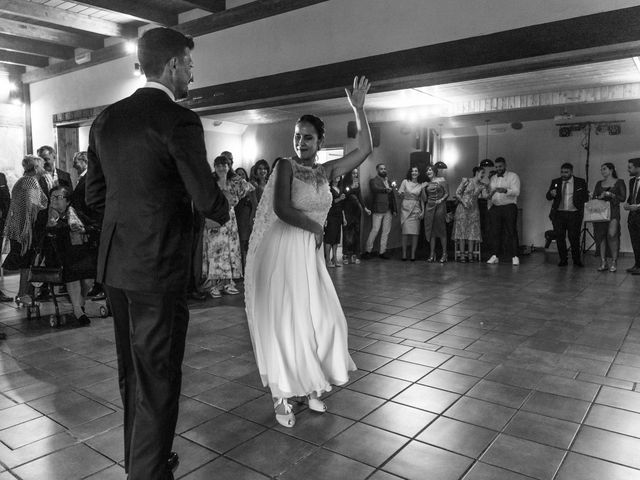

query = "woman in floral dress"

[
  {"left": 453, "top": 166, "right": 489, "bottom": 262},
  {"left": 202, "top": 155, "right": 254, "bottom": 297}
]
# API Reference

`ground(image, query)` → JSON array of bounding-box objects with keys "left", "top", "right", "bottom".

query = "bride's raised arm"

[{"left": 324, "top": 76, "right": 372, "bottom": 179}]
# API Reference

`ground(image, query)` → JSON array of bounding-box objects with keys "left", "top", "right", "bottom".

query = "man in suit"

[
  {"left": 363, "top": 163, "right": 396, "bottom": 259},
  {"left": 86, "top": 28, "right": 229, "bottom": 480},
  {"left": 546, "top": 162, "right": 589, "bottom": 267},
  {"left": 624, "top": 158, "right": 640, "bottom": 274},
  {"left": 37, "top": 145, "right": 72, "bottom": 193}
]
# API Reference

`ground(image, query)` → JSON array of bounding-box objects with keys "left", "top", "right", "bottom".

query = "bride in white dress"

[{"left": 245, "top": 76, "right": 372, "bottom": 427}]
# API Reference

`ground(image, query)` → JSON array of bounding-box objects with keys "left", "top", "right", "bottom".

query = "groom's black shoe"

[{"left": 168, "top": 451, "right": 179, "bottom": 473}]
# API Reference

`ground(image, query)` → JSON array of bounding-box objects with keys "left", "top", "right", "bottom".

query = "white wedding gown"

[{"left": 245, "top": 158, "right": 356, "bottom": 398}]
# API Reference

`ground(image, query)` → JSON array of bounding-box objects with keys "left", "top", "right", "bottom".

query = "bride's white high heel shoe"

[
  {"left": 306, "top": 393, "right": 327, "bottom": 413},
  {"left": 274, "top": 398, "right": 295, "bottom": 428}
]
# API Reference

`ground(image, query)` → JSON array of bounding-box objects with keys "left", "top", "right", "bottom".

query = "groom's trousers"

[{"left": 105, "top": 286, "right": 189, "bottom": 480}]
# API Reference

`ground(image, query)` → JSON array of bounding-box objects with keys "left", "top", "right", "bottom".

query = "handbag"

[
  {"left": 28, "top": 250, "right": 63, "bottom": 285},
  {"left": 583, "top": 199, "right": 611, "bottom": 222}
]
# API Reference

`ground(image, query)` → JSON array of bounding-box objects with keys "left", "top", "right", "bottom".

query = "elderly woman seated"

[{"left": 42, "top": 185, "right": 98, "bottom": 325}]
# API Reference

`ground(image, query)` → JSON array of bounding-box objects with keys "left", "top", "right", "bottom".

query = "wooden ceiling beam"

[
  {"left": 0, "top": 17, "right": 103, "bottom": 49},
  {"left": 0, "top": 33, "right": 74, "bottom": 59},
  {"left": 73, "top": 1, "right": 177, "bottom": 26},
  {"left": 0, "top": 0, "right": 136, "bottom": 38},
  {"left": 0, "top": 61, "right": 24, "bottom": 76},
  {"left": 0, "top": 48, "right": 48, "bottom": 67},
  {"left": 177, "top": 0, "right": 329, "bottom": 37},
  {"left": 182, "top": 0, "right": 225, "bottom": 13}
]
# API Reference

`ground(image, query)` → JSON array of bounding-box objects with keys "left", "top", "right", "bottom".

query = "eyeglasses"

[{"left": 51, "top": 195, "right": 68, "bottom": 200}]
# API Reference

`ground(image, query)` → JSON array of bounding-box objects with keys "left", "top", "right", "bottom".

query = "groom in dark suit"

[
  {"left": 624, "top": 158, "right": 640, "bottom": 274},
  {"left": 546, "top": 162, "right": 589, "bottom": 267},
  {"left": 86, "top": 28, "right": 229, "bottom": 480}
]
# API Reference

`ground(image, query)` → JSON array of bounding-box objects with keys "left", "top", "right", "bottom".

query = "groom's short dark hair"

[{"left": 138, "top": 28, "right": 194, "bottom": 78}]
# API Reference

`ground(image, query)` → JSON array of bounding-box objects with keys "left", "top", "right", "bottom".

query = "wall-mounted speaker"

[{"left": 347, "top": 121, "right": 380, "bottom": 147}]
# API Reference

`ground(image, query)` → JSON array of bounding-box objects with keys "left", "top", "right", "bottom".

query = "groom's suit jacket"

[{"left": 86, "top": 88, "right": 229, "bottom": 292}]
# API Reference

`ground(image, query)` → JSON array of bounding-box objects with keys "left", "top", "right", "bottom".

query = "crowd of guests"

[{"left": 1, "top": 147, "right": 100, "bottom": 326}]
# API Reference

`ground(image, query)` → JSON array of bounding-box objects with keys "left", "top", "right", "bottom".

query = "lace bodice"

[{"left": 290, "top": 159, "right": 332, "bottom": 226}]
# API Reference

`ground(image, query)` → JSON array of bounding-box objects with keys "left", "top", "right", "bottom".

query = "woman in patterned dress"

[
  {"left": 245, "top": 77, "right": 372, "bottom": 428},
  {"left": 453, "top": 166, "right": 489, "bottom": 262},
  {"left": 202, "top": 155, "right": 253, "bottom": 297}
]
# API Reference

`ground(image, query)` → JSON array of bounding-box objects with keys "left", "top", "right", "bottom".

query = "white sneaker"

[
  {"left": 512, "top": 256, "right": 520, "bottom": 266},
  {"left": 486, "top": 255, "right": 499, "bottom": 264}
]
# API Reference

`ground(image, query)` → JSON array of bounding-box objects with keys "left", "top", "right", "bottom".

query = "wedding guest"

[
  {"left": 340, "top": 169, "right": 370, "bottom": 264},
  {"left": 624, "top": 158, "right": 640, "bottom": 274},
  {"left": 398, "top": 166, "right": 424, "bottom": 261},
  {"left": 364, "top": 163, "right": 396, "bottom": 259},
  {"left": 37, "top": 145, "right": 72, "bottom": 192},
  {"left": 250, "top": 159, "right": 270, "bottom": 204},
  {"left": 424, "top": 164, "right": 449, "bottom": 263},
  {"left": 453, "top": 166, "right": 489, "bottom": 262},
  {"left": 2, "top": 155, "right": 48, "bottom": 305},
  {"left": 0, "top": 171, "right": 13, "bottom": 302},
  {"left": 324, "top": 175, "right": 346, "bottom": 267},
  {"left": 546, "top": 162, "right": 588, "bottom": 267},
  {"left": 486, "top": 157, "right": 521, "bottom": 265},
  {"left": 590, "top": 163, "right": 626, "bottom": 272},
  {"left": 202, "top": 155, "right": 253, "bottom": 297},
  {"left": 234, "top": 167, "right": 257, "bottom": 270}
]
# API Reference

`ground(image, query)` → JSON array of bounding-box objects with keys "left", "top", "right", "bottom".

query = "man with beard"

[
  {"left": 363, "top": 163, "right": 396, "bottom": 259},
  {"left": 86, "top": 27, "right": 229, "bottom": 480},
  {"left": 37, "top": 145, "right": 72, "bottom": 193}
]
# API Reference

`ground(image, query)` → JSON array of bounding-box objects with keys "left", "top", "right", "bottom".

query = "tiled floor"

[{"left": 1, "top": 252, "right": 640, "bottom": 479}]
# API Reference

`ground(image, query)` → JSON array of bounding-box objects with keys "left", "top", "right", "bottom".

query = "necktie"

[
  {"left": 634, "top": 178, "right": 640, "bottom": 204},
  {"left": 562, "top": 180, "right": 568, "bottom": 209}
]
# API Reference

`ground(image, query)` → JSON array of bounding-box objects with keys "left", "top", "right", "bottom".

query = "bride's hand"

[
  {"left": 314, "top": 231, "right": 323, "bottom": 249},
  {"left": 345, "top": 76, "right": 370, "bottom": 109}
]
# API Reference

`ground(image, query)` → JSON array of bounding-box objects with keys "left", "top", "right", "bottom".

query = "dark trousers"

[
  {"left": 342, "top": 219, "right": 361, "bottom": 256},
  {"left": 629, "top": 211, "right": 640, "bottom": 267},
  {"left": 553, "top": 210, "right": 583, "bottom": 262},
  {"left": 105, "top": 286, "right": 189, "bottom": 480},
  {"left": 488, "top": 204, "right": 518, "bottom": 258}
]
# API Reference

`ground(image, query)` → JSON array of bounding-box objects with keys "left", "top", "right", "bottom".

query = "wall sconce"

[{"left": 134, "top": 63, "right": 142, "bottom": 77}]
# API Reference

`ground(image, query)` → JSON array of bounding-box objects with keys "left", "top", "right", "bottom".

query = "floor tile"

[
  {"left": 503, "top": 410, "right": 580, "bottom": 449},
  {"left": 584, "top": 404, "right": 640, "bottom": 438},
  {"left": 417, "top": 417, "right": 497, "bottom": 458},
  {"left": 383, "top": 441, "right": 474, "bottom": 480},
  {"left": 346, "top": 373, "right": 410, "bottom": 399},
  {"left": 226, "top": 430, "right": 316, "bottom": 477},
  {"left": 182, "top": 413, "right": 266, "bottom": 453},
  {"left": 275, "top": 409, "right": 353, "bottom": 444},
  {"left": 572, "top": 425, "right": 640, "bottom": 469},
  {"left": 535, "top": 375, "right": 600, "bottom": 401},
  {"left": 445, "top": 396, "right": 516, "bottom": 430},
  {"left": 462, "top": 462, "right": 535, "bottom": 480},
  {"left": 596, "top": 386, "right": 640, "bottom": 413},
  {"left": 556, "top": 452, "right": 640, "bottom": 480},
  {"left": 398, "top": 349, "right": 452, "bottom": 367},
  {"left": 320, "top": 389, "right": 384, "bottom": 420},
  {"left": 480, "top": 434, "right": 565, "bottom": 479},
  {"left": 278, "top": 448, "right": 374, "bottom": 480},
  {"left": 374, "top": 360, "right": 432, "bottom": 382},
  {"left": 522, "top": 390, "right": 591, "bottom": 423},
  {"left": 362, "top": 401, "right": 436, "bottom": 437},
  {"left": 0, "top": 416, "right": 65, "bottom": 449},
  {"left": 466, "top": 379, "right": 531, "bottom": 408},
  {"left": 418, "top": 369, "right": 480, "bottom": 394},
  {"left": 12, "top": 444, "right": 112, "bottom": 480},
  {"left": 325, "top": 423, "right": 407, "bottom": 467},
  {"left": 194, "top": 381, "right": 264, "bottom": 411},
  {"left": 393, "top": 384, "right": 460, "bottom": 413},
  {"left": 181, "top": 457, "right": 268, "bottom": 479},
  {"left": 441, "top": 357, "right": 496, "bottom": 377}
]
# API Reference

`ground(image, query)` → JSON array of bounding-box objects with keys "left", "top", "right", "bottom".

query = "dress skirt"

[
  {"left": 247, "top": 218, "right": 356, "bottom": 398},
  {"left": 400, "top": 199, "right": 421, "bottom": 235}
]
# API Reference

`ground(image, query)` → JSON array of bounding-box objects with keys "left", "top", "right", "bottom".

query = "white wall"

[{"left": 28, "top": 0, "right": 640, "bottom": 149}]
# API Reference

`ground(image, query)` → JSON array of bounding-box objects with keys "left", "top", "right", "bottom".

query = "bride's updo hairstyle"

[{"left": 297, "top": 114, "right": 325, "bottom": 141}]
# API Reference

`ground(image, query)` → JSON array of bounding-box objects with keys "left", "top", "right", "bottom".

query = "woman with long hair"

[
  {"left": 398, "top": 166, "right": 425, "bottom": 261},
  {"left": 423, "top": 165, "right": 449, "bottom": 262},
  {"left": 202, "top": 155, "right": 253, "bottom": 297},
  {"left": 340, "top": 168, "right": 370, "bottom": 264},
  {"left": 593, "top": 162, "right": 626, "bottom": 272},
  {"left": 245, "top": 77, "right": 372, "bottom": 428}
]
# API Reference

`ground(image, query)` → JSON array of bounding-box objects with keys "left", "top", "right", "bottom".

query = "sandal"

[
  {"left": 223, "top": 284, "right": 240, "bottom": 295},
  {"left": 427, "top": 256, "right": 435, "bottom": 263},
  {"left": 597, "top": 261, "right": 607, "bottom": 272},
  {"left": 306, "top": 393, "right": 327, "bottom": 413},
  {"left": 274, "top": 398, "right": 295, "bottom": 428},
  {"left": 209, "top": 287, "right": 222, "bottom": 298}
]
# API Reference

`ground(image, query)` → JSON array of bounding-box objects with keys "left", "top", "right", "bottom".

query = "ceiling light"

[{"left": 125, "top": 40, "right": 137, "bottom": 55}]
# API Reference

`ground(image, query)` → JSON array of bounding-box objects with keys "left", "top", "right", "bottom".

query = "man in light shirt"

[
  {"left": 546, "top": 162, "right": 588, "bottom": 267},
  {"left": 486, "top": 157, "right": 521, "bottom": 265}
]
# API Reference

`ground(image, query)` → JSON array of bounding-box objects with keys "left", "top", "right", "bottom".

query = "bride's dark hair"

[{"left": 297, "top": 114, "right": 325, "bottom": 139}]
